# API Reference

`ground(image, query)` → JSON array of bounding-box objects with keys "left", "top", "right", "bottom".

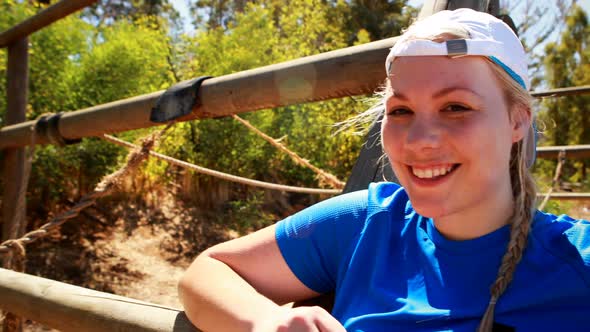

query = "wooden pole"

[
  {"left": 535, "top": 145, "right": 590, "bottom": 159},
  {"left": 531, "top": 85, "right": 590, "bottom": 98},
  {"left": 0, "top": 0, "right": 97, "bottom": 48},
  {"left": 536, "top": 193, "right": 590, "bottom": 200},
  {"left": 0, "top": 45, "right": 587, "bottom": 151},
  {"left": 1, "top": 37, "right": 29, "bottom": 332},
  {"left": 2, "top": 38, "right": 29, "bottom": 261},
  {"left": 0, "top": 268, "right": 199, "bottom": 332},
  {"left": 0, "top": 37, "right": 397, "bottom": 150}
]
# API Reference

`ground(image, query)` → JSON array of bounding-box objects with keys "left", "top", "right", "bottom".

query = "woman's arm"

[{"left": 178, "top": 224, "right": 344, "bottom": 331}]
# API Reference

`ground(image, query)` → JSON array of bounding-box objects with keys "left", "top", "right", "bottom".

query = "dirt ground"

[{"left": 7, "top": 192, "right": 242, "bottom": 332}]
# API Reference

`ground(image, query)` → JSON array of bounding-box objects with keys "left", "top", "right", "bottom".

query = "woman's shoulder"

[
  {"left": 530, "top": 211, "right": 590, "bottom": 283},
  {"left": 274, "top": 182, "right": 410, "bottom": 293},
  {"left": 532, "top": 210, "right": 590, "bottom": 247},
  {"left": 277, "top": 181, "right": 410, "bottom": 233}
]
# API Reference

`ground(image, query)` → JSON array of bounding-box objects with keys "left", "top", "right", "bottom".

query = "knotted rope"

[
  {"left": 0, "top": 124, "right": 173, "bottom": 255},
  {"left": 101, "top": 134, "right": 342, "bottom": 195}
]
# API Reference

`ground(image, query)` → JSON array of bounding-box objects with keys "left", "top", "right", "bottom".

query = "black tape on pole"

[
  {"left": 150, "top": 76, "right": 212, "bottom": 123},
  {"left": 35, "top": 113, "right": 82, "bottom": 146}
]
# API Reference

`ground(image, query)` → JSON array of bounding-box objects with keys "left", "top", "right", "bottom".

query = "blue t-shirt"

[{"left": 275, "top": 182, "right": 590, "bottom": 331}]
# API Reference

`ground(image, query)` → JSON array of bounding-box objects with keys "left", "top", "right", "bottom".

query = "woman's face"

[{"left": 382, "top": 56, "right": 525, "bottom": 219}]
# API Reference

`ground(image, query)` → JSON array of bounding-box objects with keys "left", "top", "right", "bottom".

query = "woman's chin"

[{"left": 410, "top": 199, "right": 452, "bottom": 219}]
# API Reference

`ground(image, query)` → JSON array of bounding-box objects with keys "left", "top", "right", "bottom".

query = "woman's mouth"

[{"left": 408, "top": 163, "right": 460, "bottom": 180}]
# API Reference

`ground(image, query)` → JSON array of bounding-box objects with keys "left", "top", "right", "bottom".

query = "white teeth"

[{"left": 412, "top": 165, "right": 454, "bottom": 179}]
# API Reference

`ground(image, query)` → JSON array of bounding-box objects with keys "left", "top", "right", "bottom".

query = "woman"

[{"left": 178, "top": 9, "right": 590, "bottom": 332}]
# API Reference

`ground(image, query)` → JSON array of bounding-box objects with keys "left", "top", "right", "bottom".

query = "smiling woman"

[
  {"left": 178, "top": 8, "right": 590, "bottom": 332},
  {"left": 380, "top": 11, "right": 538, "bottom": 330}
]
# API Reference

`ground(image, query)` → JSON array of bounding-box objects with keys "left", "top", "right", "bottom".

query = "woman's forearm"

[{"left": 178, "top": 253, "right": 280, "bottom": 331}]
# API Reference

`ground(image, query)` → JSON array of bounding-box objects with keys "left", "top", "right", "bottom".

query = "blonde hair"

[
  {"left": 477, "top": 57, "right": 537, "bottom": 332},
  {"left": 374, "top": 24, "right": 538, "bottom": 332}
]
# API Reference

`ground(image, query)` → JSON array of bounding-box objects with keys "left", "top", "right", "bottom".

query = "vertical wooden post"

[{"left": 1, "top": 37, "right": 29, "bottom": 332}]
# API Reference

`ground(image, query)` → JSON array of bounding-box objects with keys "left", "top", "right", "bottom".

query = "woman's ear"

[{"left": 511, "top": 104, "right": 531, "bottom": 143}]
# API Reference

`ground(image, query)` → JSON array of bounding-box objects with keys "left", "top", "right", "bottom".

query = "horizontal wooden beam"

[
  {"left": 0, "top": 37, "right": 397, "bottom": 150},
  {"left": 0, "top": 268, "right": 199, "bottom": 332},
  {"left": 0, "top": 0, "right": 97, "bottom": 48},
  {"left": 531, "top": 85, "right": 590, "bottom": 98},
  {"left": 0, "top": 35, "right": 588, "bottom": 151},
  {"left": 537, "top": 193, "right": 590, "bottom": 200},
  {"left": 536, "top": 145, "right": 590, "bottom": 159}
]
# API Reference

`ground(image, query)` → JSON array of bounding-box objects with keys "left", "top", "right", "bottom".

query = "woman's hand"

[{"left": 253, "top": 306, "right": 347, "bottom": 332}]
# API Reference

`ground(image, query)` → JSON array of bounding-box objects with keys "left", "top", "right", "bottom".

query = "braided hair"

[{"left": 476, "top": 58, "right": 537, "bottom": 332}]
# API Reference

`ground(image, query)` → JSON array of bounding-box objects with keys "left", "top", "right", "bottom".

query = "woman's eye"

[
  {"left": 443, "top": 104, "right": 472, "bottom": 113},
  {"left": 387, "top": 107, "right": 413, "bottom": 116}
]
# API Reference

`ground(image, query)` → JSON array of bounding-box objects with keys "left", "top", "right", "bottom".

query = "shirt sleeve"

[
  {"left": 562, "top": 216, "right": 590, "bottom": 286},
  {"left": 275, "top": 189, "right": 369, "bottom": 294},
  {"left": 537, "top": 212, "right": 590, "bottom": 288}
]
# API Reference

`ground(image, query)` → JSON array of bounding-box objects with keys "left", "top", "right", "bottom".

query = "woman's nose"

[{"left": 405, "top": 118, "right": 443, "bottom": 152}]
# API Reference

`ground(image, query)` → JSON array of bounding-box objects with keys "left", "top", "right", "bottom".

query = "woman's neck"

[{"left": 433, "top": 179, "right": 515, "bottom": 241}]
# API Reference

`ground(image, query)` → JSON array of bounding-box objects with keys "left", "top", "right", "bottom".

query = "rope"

[
  {"left": 538, "top": 150, "right": 566, "bottom": 211},
  {"left": 2, "top": 312, "right": 22, "bottom": 332},
  {"left": 232, "top": 115, "right": 345, "bottom": 189},
  {"left": 0, "top": 125, "right": 173, "bottom": 255},
  {"left": 101, "top": 134, "right": 342, "bottom": 195}
]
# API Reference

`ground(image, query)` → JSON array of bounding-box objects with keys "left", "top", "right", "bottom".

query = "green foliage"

[
  {"left": 84, "top": 0, "right": 180, "bottom": 26},
  {"left": 0, "top": 0, "right": 35, "bottom": 126},
  {"left": 28, "top": 15, "right": 92, "bottom": 117},
  {"left": 74, "top": 18, "right": 174, "bottom": 107},
  {"left": 538, "top": 5, "right": 590, "bottom": 182},
  {"left": 189, "top": 0, "right": 248, "bottom": 29},
  {"left": 30, "top": 139, "right": 125, "bottom": 202},
  {"left": 188, "top": 0, "right": 414, "bottom": 41},
  {"left": 539, "top": 199, "right": 574, "bottom": 217},
  {"left": 0, "top": 3, "right": 93, "bottom": 120},
  {"left": 223, "top": 191, "right": 276, "bottom": 234},
  {"left": 165, "top": 0, "right": 387, "bottom": 191},
  {"left": 0, "top": 0, "right": 415, "bottom": 217},
  {"left": 0, "top": 1, "right": 177, "bottom": 205},
  {"left": 344, "top": 0, "right": 414, "bottom": 41},
  {"left": 186, "top": 3, "right": 281, "bottom": 75}
]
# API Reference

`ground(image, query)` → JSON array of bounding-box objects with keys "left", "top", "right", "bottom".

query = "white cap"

[{"left": 385, "top": 8, "right": 530, "bottom": 90}]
